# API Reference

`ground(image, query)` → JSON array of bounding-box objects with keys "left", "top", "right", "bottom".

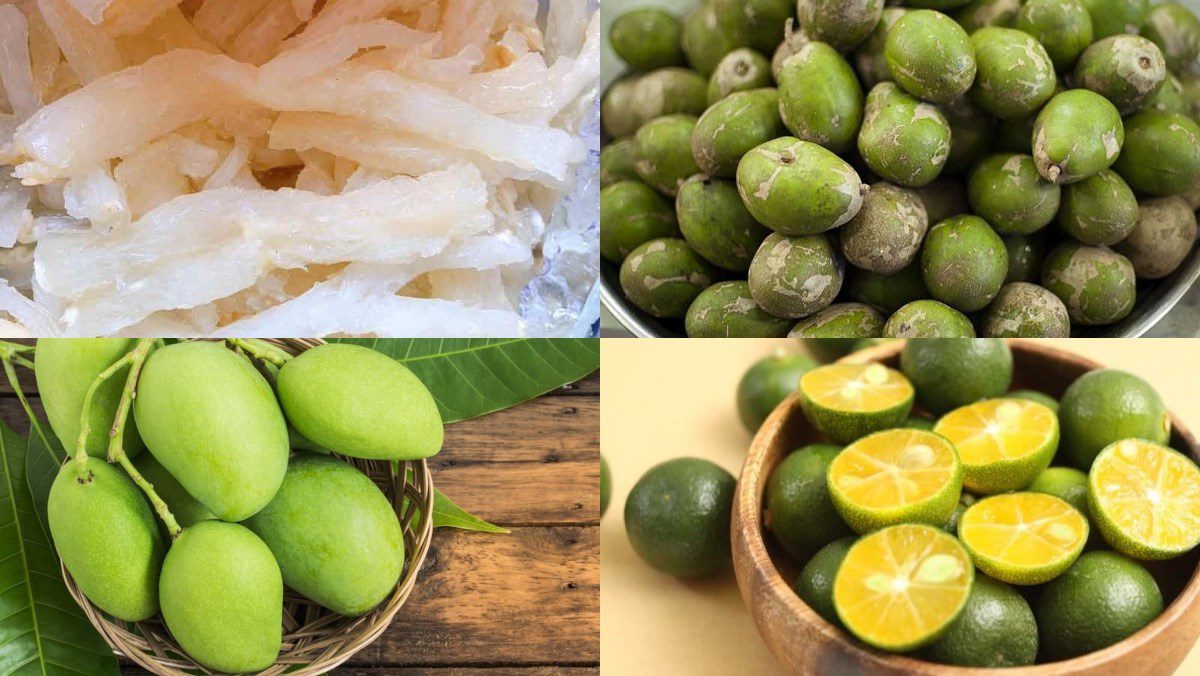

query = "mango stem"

[
  {"left": 101, "top": 339, "right": 183, "bottom": 539},
  {"left": 72, "top": 340, "right": 152, "bottom": 468},
  {"left": 227, "top": 338, "right": 292, "bottom": 367}
]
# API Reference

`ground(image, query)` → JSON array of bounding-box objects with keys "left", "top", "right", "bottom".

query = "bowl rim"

[{"left": 733, "top": 339, "right": 1200, "bottom": 675}]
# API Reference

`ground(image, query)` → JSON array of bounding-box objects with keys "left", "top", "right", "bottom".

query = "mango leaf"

[
  {"left": 333, "top": 339, "right": 598, "bottom": 423},
  {"left": 433, "top": 488, "right": 509, "bottom": 534},
  {"left": 24, "top": 415, "right": 66, "bottom": 539},
  {"left": 0, "top": 421, "right": 120, "bottom": 676}
]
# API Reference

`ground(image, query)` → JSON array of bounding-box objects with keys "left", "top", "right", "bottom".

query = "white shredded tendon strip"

[{"left": 0, "top": 0, "right": 600, "bottom": 336}]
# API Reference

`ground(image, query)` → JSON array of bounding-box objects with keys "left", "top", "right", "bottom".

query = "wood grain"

[
  {"left": 2, "top": 353, "right": 599, "bottom": 674},
  {"left": 733, "top": 342, "right": 1200, "bottom": 676}
]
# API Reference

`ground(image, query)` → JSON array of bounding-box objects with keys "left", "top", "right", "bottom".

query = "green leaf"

[
  {"left": 0, "top": 421, "right": 120, "bottom": 676},
  {"left": 24, "top": 415, "right": 67, "bottom": 539},
  {"left": 433, "top": 488, "right": 509, "bottom": 533},
  {"left": 332, "top": 339, "right": 598, "bottom": 423}
]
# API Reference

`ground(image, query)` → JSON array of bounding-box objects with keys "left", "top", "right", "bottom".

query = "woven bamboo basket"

[{"left": 56, "top": 338, "right": 436, "bottom": 675}]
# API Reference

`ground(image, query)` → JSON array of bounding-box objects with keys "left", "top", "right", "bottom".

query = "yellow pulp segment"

[
  {"left": 1091, "top": 439, "right": 1200, "bottom": 550},
  {"left": 830, "top": 429, "right": 958, "bottom": 508},
  {"left": 800, "top": 363, "right": 913, "bottom": 413},
  {"left": 834, "top": 524, "right": 972, "bottom": 649},
  {"left": 959, "top": 493, "right": 1087, "bottom": 568},
  {"left": 934, "top": 398, "right": 1056, "bottom": 465}
]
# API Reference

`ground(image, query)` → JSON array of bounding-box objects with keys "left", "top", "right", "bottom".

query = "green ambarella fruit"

[
  {"left": 47, "top": 460, "right": 164, "bottom": 622},
  {"left": 839, "top": 182, "right": 928, "bottom": 275},
  {"left": 1033, "top": 89, "right": 1124, "bottom": 184},
  {"left": 600, "top": 180, "right": 679, "bottom": 264},
  {"left": 736, "top": 137, "right": 867, "bottom": 235},
  {"left": 916, "top": 179, "right": 969, "bottom": 223},
  {"left": 1147, "top": 73, "right": 1188, "bottom": 115},
  {"left": 707, "top": 48, "right": 772, "bottom": 105},
  {"left": 620, "top": 237, "right": 716, "bottom": 318},
  {"left": 771, "top": 19, "right": 809, "bottom": 80},
  {"left": 684, "top": 281, "right": 792, "bottom": 338},
  {"left": 1014, "top": 0, "right": 1094, "bottom": 72},
  {"left": 1019, "top": 5, "right": 1092, "bottom": 59},
  {"left": 633, "top": 114, "right": 700, "bottom": 197},
  {"left": 1056, "top": 169, "right": 1138, "bottom": 246},
  {"left": 736, "top": 351, "right": 818, "bottom": 431},
  {"left": 1112, "top": 110, "right": 1200, "bottom": 197},
  {"left": 135, "top": 341, "right": 289, "bottom": 522},
  {"left": 1041, "top": 242, "right": 1136, "bottom": 326},
  {"left": 35, "top": 338, "right": 144, "bottom": 459},
  {"left": 967, "top": 154, "right": 1060, "bottom": 235},
  {"left": 855, "top": 7, "right": 907, "bottom": 89},
  {"left": 160, "top": 521, "right": 282, "bottom": 673},
  {"left": 858, "top": 82, "right": 952, "bottom": 188},
  {"left": 676, "top": 175, "right": 770, "bottom": 272},
  {"left": 1078, "top": 0, "right": 1147, "bottom": 39},
  {"left": 981, "top": 282, "right": 1071, "bottom": 338},
  {"left": 600, "top": 139, "right": 639, "bottom": 188},
  {"left": 609, "top": 9, "right": 686, "bottom": 72},
  {"left": 692, "top": 88, "right": 786, "bottom": 179},
  {"left": 681, "top": 4, "right": 745, "bottom": 77},
  {"left": 921, "top": 215, "right": 1008, "bottom": 312},
  {"left": 778, "top": 42, "right": 864, "bottom": 155},
  {"left": 244, "top": 453, "right": 404, "bottom": 616},
  {"left": 277, "top": 343, "right": 443, "bottom": 461},
  {"left": 955, "top": 0, "right": 1021, "bottom": 33},
  {"left": 1141, "top": 2, "right": 1200, "bottom": 74},
  {"left": 883, "top": 300, "right": 976, "bottom": 337},
  {"left": 133, "top": 452, "right": 214, "bottom": 531},
  {"left": 797, "top": 0, "right": 884, "bottom": 52},
  {"left": 747, "top": 233, "right": 843, "bottom": 319},
  {"left": 1003, "top": 231, "right": 1051, "bottom": 283},
  {"left": 941, "top": 95, "right": 995, "bottom": 177},
  {"left": 1073, "top": 35, "right": 1166, "bottom": 115},
  {"left": 713, "top": 0, "right": 793, "bottom": 54},
  {"left": 885, "top": 10, "right": 976, "bottom": 104},
  {"left": 629, "top": 68, "right": 707, "bottom": 128},
  {"left": 1114, "top": 196, "right": 1198, "bottom": 280},
  {"left": 907, "top": 0, "right": 972, "bottom": 8},
  {"left": 970, "top": 27, "right": 1056, "bottom": 120},
  {"left": 844, "top": 261, "right": 931, "bottom": 314},
  {"left": 788, "top": 303, "right": 885, "bottom": 338},
  {"left": 601, "top": 77, "right": 639, "bottom": 140}
]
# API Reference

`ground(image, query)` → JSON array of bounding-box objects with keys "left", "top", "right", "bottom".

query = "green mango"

[
  {"left": 134, "top": 342, "right": 289, "bottom": 521},
  {"left": 277, "top": 343, "right": 444, "bottom": 460},
  {"left": 132, "top": 452, "right": 214, "bottom": 532},
  {"left": 34, "top": 338, "right": 144, "bottom": 458},
  {"left": 159, "top": 521, "right": 282, "bottom": 673},
  {"left": 243, "top": 452, "right": 404, "bottom": 616},
  {"left": 47, "top": 460, "right": 163, "bottom": 621}
]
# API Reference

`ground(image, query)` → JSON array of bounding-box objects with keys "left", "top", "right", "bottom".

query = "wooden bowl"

[{"left": 731, "top": 340, "right": 1200, "bottom": 675}]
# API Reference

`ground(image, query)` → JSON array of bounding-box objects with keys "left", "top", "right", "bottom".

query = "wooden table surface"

[{"left": 0, "top": 354, "right": 599, "bottom": 675}]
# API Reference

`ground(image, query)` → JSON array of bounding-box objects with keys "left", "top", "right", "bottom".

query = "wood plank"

[
  {"left": 436, "top": 397, "right": 599, "bottom": 526},
  {"left": 353, "top": 526, "right": 599, "bottom": 667}
]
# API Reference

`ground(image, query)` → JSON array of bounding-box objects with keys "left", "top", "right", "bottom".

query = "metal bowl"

[{"left": 601, "top": 0, "right": 1200, "bottom": 338}]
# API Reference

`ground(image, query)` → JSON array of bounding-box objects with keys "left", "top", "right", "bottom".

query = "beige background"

[{"left": 600, "top": 339, "right": 1200, "bottom": 675}]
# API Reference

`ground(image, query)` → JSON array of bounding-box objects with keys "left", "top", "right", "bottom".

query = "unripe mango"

[
  {"left": 159, "top": 521, "right": 282, "bottom": 673},
  {"left": 134, "top": 342, "right": 289, "bottom": 521},
  {"left": 47, "top": 460, "right": 163, "bottom": 621},
  {"left": 132, "top": 452, "right": 214, "bottom": 531},
  {"left": 244, "top": 453, "right": 405, "bottom": 616},
  {"left": 34, "top": 338, "right": 144, "bottom": 458},
  {"left": 278, "top": 343, "right": 444, "bottom": 460}
]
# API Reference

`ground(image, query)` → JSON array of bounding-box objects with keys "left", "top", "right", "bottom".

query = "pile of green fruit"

[
  {"left": 618, "top": 339, "right": 1200, "bottom": 667},
  {"left": 601, "top": 0, "right": 1200, "bottom": 338},
  {"left": 35, "top": 339, "right": 442, "bottom": 673}
]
